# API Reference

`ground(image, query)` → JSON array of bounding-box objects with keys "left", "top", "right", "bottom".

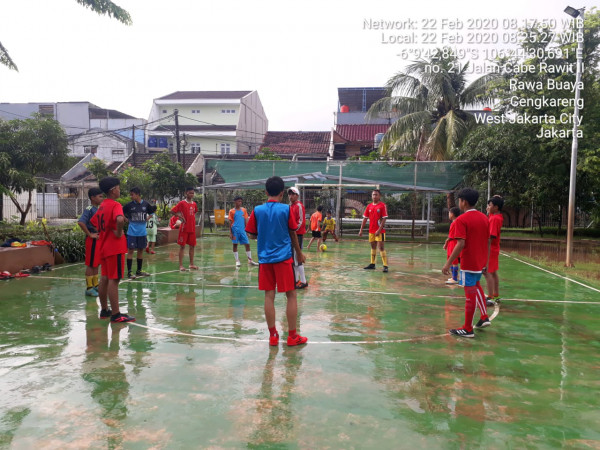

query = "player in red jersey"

[
  {"left": 288, "top": 187, "right": 308, "bottom": 289},
  {"left": 171, "top": 187, "right": 199, "bottom": 271},
  {"left": 443, "top": 207, "right": 461, "bottom": 285},
  {"left": 90, "top": 177, "right": 135, "bottom": 323},
  {"left": 485, "top": 195, "right": 504, "bottom": 305},
  {"left": 359, "top": 189, "right": 389, "bottom": 273},
  {"left": 442, "top": 188, "right": 490, "bottom": 338}
]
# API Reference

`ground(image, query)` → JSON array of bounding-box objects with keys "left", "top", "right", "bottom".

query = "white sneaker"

[
  {"left": 445, "top": 278, "right": 458, "bottom": 285},
  {"left": 235, "top": 260, "right": 241, "bottom": 267},
  {"left": 248, "top": 259, "right": 259, "bottom": 266}
]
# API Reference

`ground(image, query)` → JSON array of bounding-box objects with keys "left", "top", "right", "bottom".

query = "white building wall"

[
  {"left": 2, "top": 191, "right": 37, "bottom": 222},
  {"left": 69, "top": 133, "right": 131, "bottom": 162},
  {"left": 237, "top": 92, "right": 268, "bottom": 155}
]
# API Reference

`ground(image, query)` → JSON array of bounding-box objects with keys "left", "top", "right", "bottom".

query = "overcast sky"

[{"left": 1, "top": 0, "right": 596, "bottom": 131}]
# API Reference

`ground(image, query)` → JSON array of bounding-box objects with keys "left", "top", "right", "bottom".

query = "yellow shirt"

[{"left": 322, "top": 217, "right": 336, "bottom": 231}]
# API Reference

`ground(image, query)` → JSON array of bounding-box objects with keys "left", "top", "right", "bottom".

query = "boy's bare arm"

[
  {"left": 442, "top": 239, "right": 464, "bottom": 274},
  {"left": 289, "top": 230, "right": 306, "bottom": 264}
]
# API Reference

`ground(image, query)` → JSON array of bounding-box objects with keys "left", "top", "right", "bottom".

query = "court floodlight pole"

[{"left": 564, "top": 6, "right": 584, "bottom": 267}]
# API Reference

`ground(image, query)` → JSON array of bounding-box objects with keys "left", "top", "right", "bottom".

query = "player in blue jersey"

[
  {"left": 228, "top": 196, "right": 258, "bottom": 267},
  {"left": 123, "top": 187, "right": 151, "bottom": 279},
  {"left": 246, "top": 176, "right": 308, "bottom": 347}
]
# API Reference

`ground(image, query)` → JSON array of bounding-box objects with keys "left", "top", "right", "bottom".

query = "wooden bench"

[
  {"left": 157, "top": 226, "right": 202, "bottom": 244},
  {"left": 0, "top": 245, "right": 54, "bottom": 274}
]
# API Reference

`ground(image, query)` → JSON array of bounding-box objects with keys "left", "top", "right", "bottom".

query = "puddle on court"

[{"left": 501, "top": 239, "right": 600, "bottom": 265}]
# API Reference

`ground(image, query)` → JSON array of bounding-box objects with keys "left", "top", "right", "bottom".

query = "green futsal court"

[{"left": 1, "top": 237, "right": 599, "bottom": 448}]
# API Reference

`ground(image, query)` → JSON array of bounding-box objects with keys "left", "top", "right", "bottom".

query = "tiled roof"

[
  {"left": 152, "top": 125, "right": 236, "bottom": 133},
  {"left": 158, "top": 91, "right": 252, "bottom": 100},
  {"left": 260, "top": 131, "right": 330, "bottom": 155},
  {"left": 335, "top": 125, "right": 390, "bottom": 143}
]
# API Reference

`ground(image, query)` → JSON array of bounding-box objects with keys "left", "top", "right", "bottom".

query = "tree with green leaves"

[
  {"left": 367, "top": 49, "right": 498, "bottom": 161},
  {"left": 253, "top": 148, "right": 283, "bottom": 160},
  {"left": 1, "top": 0, "right": 131, "bottom": 71},
  {"left": 84, "top": 157, "right": 112, "bottom": 181},
  {"left": 0, "top": 115, "right": 70, "bottom": 224}
]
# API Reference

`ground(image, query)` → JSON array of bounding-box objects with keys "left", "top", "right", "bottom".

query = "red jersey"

[
  {"left": 290, "top": 201, "right": 306, "bottom": 235},
  {"left": 447, "top": 220, "right": 457, "bottom": 257},
  {"left": 453, "top": 209, "right": 489, "bottom": 272},
  {"left": 90, "top": 198, "right": 127, "bottom": 258},
  {"left": 310, "top": 211, "right": 322, "bottom": 232},
  {"left": 171, "top": 200, "right": 197, "bottom": 233},
  {"left": 363, "top": 202, "right": 388, "bottom": 234},
  {"left": 489, "top": 213, "right": 503, "bottom": 251}
]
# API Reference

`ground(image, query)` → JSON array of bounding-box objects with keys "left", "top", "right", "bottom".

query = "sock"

[
  {"left": 268, "top": 326, "right": 278, "bottom": 337},
  {"left": 370, "top": 249, "right": 376, "bottom": 264},
  {"left": 246, "top": 250, "right": 252, "bottom": 260},
  {"left": 288, "top": 329, "right": 297, "bottom": 338},
  {"left": 380, "top": 250, "right": 388, "bottom": 266},
  {"left": 463, "top": 286, "right": 477, "bottom": 331},
  {"left": 451, "top": 266, "right": 458, "bottom": 281},
  {"left": 475, "top": 282, "right": 488, "bottom": 319},
  {"left": 297, "top": 264, "right": 306, "bottom": 283},
  {"left": 85, "top": 276, "right": 94, "bottom": 289},
  {"left": 127, "top": 258, "right": 133, "bottom": 273},
  {"left": 92, "top": 275, "right": 99, "bottom": 288},
  {"left": 137, "top": 258, "right": 143, "bottom": 272},
  {"left": 233, "top": 251, "right": 239, "bottom": 262},
  {"left": 493, "top": 292, "right": 499, "bottom": 298}
]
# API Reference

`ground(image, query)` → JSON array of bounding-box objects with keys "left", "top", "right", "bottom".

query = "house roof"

[
  {"left": 260, "top": 131, "right": 330, "bottom": 155},
  {"left": 120, "top": 152, "right": 200, "bottom": 173},
  {"left": 157, "top": 91, "right": 252, "bottom": 100},
  {"left": 338, "top": 87, "right": 388, "bottom": 112},
  {"left": 152, "top": 125, "right": 237, "bottom": 133},
  {"left": 88, "top": 107, "right": 138, "bottom": 120},
  {"left": 335, "top": 125, "right": 390, "bottom": 144}
]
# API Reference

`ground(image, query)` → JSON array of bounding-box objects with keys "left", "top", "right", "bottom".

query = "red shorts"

[
  {"left": 85, "top": 237, "right": 100, "bottom": 268},
  {"left": 177, "top": 230, "right": 197, "bottom": 247},
  {"left": 488, "top": 249, "right": 500, "bottom": 273},
  {"left": 258, "top": 258, "right": 295, "bottom": 292},
  {"left": 100, "top": 254, "right": 125, "bottom": 280}
]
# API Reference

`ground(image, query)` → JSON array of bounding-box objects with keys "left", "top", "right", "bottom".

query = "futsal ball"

[
  {"left": 175, "top": 219, "right": 182, "bottom": 228},
  {"left": 320, "top": 244, "right": 327, "bottom": 251}
]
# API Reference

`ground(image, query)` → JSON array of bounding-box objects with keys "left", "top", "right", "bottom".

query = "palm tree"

[
  {"left": 367, "top": 49, "right": 498, "bottom": 161},
  {"left": 1, "top": 0, "right": 131, "bottom": 71}
]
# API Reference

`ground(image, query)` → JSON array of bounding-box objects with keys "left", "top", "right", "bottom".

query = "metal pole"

[
  {"left": 426, "top": 192, "right": 431, "bottom": 240},
  {"left": 566, "top": 8, "right": 584, "bottom": 267},
  {"left": 335, "top": 164, "right": 342, "bottom": 235},
  {"left": 201, "top": 158, "right": 206, "bottom": 236},
  {"left": 487, "top": 161, "right": 491, "bottom": 201},
  {"left": 174, "top": 109, "right": 181, "bottom": 165}
]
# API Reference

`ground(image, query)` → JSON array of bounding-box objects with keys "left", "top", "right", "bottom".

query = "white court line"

[
  {"left": 502, "top": 252, "right": 600, "bottom": 294},
  {"left": 50, "top": 263, "right": 84, "bottom": 271},
  {"left": 128, "top": 303, "right": 501, "bottom": 345}
]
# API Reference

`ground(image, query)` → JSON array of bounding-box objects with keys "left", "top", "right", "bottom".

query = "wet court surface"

[{"left": 1, "top": 238, "right": 599, "bottom": 448}]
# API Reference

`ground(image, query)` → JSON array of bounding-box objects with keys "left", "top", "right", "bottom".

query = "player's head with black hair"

[
  {"left": 265, "top": 176, "right": 285, "bottom": 197},
  {"left": 457, "top": 188, "right": 479, "bottom": 208},
  {"left": 488, "top": 195, "right": 504, "bottom": 210},
  {"left": 147, "top": 204, "right": 157, "bottom": 214},
  {"left": 317, "top": 205, "right": 323, "bottom": 212},
  {"left": 99, "top": 177, "right": 120, "bottom": 196},
  {"left": 449, "top": 207, "right": 461, "bottom": 219},
  {"left": 88, "top": 187, "right": 103, "bottom": 200},
  {"left": 130, "top": 187, "right": 141, "bottom": 196}
]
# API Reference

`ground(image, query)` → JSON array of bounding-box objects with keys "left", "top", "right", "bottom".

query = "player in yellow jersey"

[{"left": 322, "top": 210, "right": 339, "bottom": 243}]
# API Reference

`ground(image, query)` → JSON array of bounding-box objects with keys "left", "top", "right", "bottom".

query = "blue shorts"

[
  {"left": 127, "top": 235, "right": 148, "bottom": 250},
  {"left": 231, "top": 229, "right": 249, "bottom": 245},
  {"left": 459, "top": 270, "right": 482, "bottom": 287}
]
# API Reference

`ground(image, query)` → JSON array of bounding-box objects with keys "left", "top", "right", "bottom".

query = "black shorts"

[
  {"left": 311, "top": 230, "right": 322, "bottom": 238},
  {"left": 127, "top": 235, "right": 148, "bottom": 250}
]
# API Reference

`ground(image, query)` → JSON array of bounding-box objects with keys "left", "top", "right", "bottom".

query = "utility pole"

[
  {"left": 132, "top": 124, "right": 136, "bottom": 167},
  {"left": 174, "top": 108, "right": 181, "bottom": 165}
]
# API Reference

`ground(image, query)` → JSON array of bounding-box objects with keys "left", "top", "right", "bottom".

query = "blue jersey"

[
  {"left": 78, "top": 205, "right": 99, "bottom": 233},
  {"left": 123, "top": 200, "right": 149, "bottom": 237},
  {"left": 245, "top": 201, "right": 293, "bottom": 264}
]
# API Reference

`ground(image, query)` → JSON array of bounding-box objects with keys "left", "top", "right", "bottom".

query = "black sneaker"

[
  {"left": 110, "top": 313, "right": 136, "bottom": 323},
  {"left": 474, "top": 318, "right": 491, "bottom": 329},
  {"left": 128, "top": 272, "right": 136, "bottom": 279},
  {"left": 382, "top": 266, "right": 389, "bottom": 273},
  {"left": 135, "top": 271, "right": 150, "bottom": 277},
  {"left": 363, "top": 264, "right": 376, "bottom": 270},
  {"left": 99, "top": 309, "right": 112, "bottom": 319},
  {"left": 486, "top": 299, "right": 495, "bottom": 307},
  {"left": 449, "top": 328, "right": 474, "bottom": 338}
]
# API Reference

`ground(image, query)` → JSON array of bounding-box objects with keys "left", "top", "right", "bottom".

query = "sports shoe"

[
  {"left": 150, "top": 250, "right": 156, "bottom": 255},
  {"left": 287, "top": 334, "right": 308, "bottom": 346},
  {"left": 449, "top": 328, "right": 474, "bottom": 338},
  {"left": 486, "top": 299, "right": 495, "bottom": 307},
  {"left": 110, "top": 313, "right": 136, "bottom": 323},
  {"left": 135, "top": 271, "right": 150, "bottom": 278},
  {"left": 99, "top": 309, "right": 112, "bottom": 319},
  {"left": 145, "top": 247, "right": 150, "bottom": 253},
  {"left": 248, "top": 259, "right": 259, "bottom": 266},
  {"left": 445, "top": 278, "right": 458, "bottom": 285},
  {"left": 382, "top": 266, "right": 389, "bottom": 273},
  {"left": 85, "top": 287, "right": 98, "bottom": 297},
  {"left": 295, "top": 281, "right": 308, "bottom": 289},
  {"left": 269, "top": 333, "right": 279, "bottom": 346},
  {"left": 235, "top": 260, "right": 241, "bottom": 267},
  {"left": 493, "top": 296, "right": 501, "bottom": 304},
  {"left": 363, "top": 264, "right": 376, "bottom": 270},
  {"left": 474, "top": 318, "right": 491, "bottom": 329},
  {"left": 128, "top": 272, "right": 136, "bottom": 279}
]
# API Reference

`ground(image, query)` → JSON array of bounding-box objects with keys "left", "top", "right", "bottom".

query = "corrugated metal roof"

[
  {"left": 158, "top": 91, "right": 252, "bottom": 100},
  {"left": 260, "top": 131, "right": 330, "bottom": 155},
  {"left": 153, "top": 125, "right": 237, "bottom": 133}
]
